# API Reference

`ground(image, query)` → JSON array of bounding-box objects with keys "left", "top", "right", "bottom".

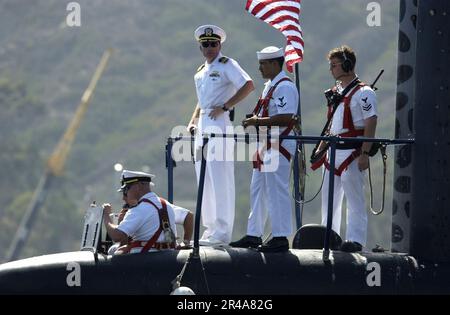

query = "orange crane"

[{"left": 4, "top": 49, "right": 112, "bottom": 262}]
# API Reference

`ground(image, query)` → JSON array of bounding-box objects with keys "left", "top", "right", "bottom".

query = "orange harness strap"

[
  {"left": 311, "top": 83, "right": 366, "bottom": 172},
  {"left": 252, "top": 78, "right": 294, "bottom": 170},
  {"left": 323, "top": 148, "right": 362, "bottom": 176},
  {"left": 135, "top": 197, "right": 176, "bottom": 253}
]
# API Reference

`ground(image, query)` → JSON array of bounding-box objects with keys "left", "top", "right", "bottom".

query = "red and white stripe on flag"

[{"left": 245, "top": 0, "right": 304, "bottom": 73}]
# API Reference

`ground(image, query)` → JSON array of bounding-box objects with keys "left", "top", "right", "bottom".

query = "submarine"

[{"left": 1, "top": 0, "right": 449, "bottom": 295}]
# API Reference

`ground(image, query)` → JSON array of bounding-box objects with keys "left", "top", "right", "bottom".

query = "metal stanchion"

[
  {"left": 193, "top": 136, "right": 209, "bottom": 256},
  {"left": 323, "top": 137, "right": 337, "bottom": 261},
  {"left": 166, "top": 138, "right": 174, "bottom": 203}
]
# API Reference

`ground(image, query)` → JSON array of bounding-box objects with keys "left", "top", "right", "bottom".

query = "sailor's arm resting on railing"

[
  {"left": 102, "top": 203, "right": 128, "bottom": 244},
  {"left": 358, "top": 115, "right": 377, "bottom": 171}
]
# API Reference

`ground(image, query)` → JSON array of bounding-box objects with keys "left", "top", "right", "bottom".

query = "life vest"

[
  {"left": 252, "top": 77, "right": 296, "bottom": 171},
  {"left": 118, "top": 197, "right": 176, "bottom": 254},
  {"left": 312, "top": 82, "right": 366, "bottom": 176}
]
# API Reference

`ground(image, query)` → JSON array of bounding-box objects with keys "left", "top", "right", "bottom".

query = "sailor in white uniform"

[
  {"left": 103, "top": 170, "right": 180, "bottom": 254},
  {"left": 318, "top": 45, "right": 378, "bottom": 252},
  {"left": 187, "top": 25, "right": 254, "bottom": 245},
  {"left": 230, "top": 46, "right": 299, "bottom": 252}
]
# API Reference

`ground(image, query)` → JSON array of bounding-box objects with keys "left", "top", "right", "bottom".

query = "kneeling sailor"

[{"left": 103, "top": 170, "right": 177, "bottom": 254}]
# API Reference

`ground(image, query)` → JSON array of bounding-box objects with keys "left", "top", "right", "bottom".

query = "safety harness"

[
  {"left": 125, "top": 197, "right": 176, "bottom": 253},
  {"left": 311, "top": 82, "right": 366, "bottom": 176},
  {"left": 252, "top": 77, "right": 297, "bottom": 170}
]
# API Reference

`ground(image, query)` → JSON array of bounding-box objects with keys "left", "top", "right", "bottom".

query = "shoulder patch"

[
  {"left": 197, "top": 64, "right": 205, "bottom": 73},
  {"left": 219, "top": 56, "right": 229, "bottom": 64},
  {"left": 361, "top": 95, "right": 373, "bottom": 111}
]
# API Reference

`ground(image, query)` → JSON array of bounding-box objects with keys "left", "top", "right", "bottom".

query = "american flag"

[{"left": 245, "top": 0, "right": 304, "bottom": 72}]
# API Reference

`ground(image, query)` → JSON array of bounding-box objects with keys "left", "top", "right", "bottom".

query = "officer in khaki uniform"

[{"left": 187, "top": 25, "right": 254, "bottom": 245}]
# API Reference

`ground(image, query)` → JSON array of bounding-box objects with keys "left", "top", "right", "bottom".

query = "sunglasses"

[
  {"left": 329, "top": 62, "right": 343, "bottom": 68},
  {"left": 122, "top": 183, "right": 137, "bottom": 195},
  {"left": 201, "top": 41, "right": 219, "bottom": 48}
]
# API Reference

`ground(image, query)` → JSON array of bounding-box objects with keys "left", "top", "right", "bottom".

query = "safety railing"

[{"left": 166, "top": 133, "right": 414, "bottom": 257}]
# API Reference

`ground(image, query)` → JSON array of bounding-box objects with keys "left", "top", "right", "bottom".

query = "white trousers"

[
  {"left": 321, "top": 149, "right": 367, "bottom": 246},
  {"left": 247, "top": 144, "right": 294, "bottom": 238},
  {"left": 195, "top": 111, "right": 235, "bottom": 243}
]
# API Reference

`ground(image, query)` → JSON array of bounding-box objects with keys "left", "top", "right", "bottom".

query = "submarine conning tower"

[{"left": 392, "top": 0, "right": 450, "bottom": 263}]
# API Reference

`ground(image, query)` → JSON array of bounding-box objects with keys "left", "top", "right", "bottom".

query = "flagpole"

[{"left": 293, "top": 62, "right": 305, "bottom": 229}]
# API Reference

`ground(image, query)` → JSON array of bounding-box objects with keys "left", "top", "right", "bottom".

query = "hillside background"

[{"left": 0, "top": 0, "right": 399, "bottom": 260}]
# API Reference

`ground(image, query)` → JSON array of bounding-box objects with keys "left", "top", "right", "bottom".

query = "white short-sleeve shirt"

[
  {"left": 255, "top": 71, "right": 299, "bottom": 157},
  {"left": 260, "top": 71, "right": 298, "bottom": 116},
  {"left": 117, "top": 192, "right": 177, "bottom": 242},
  {"left": 330, "top": 83, "right": 377, "bottom": 135},
  {"left": 173, "top": 205, "right": 189, "bottom": 225},
  {"left": 194, "top": 53, "right": 252, "bottom": 110},
  {"left": 259, "top": 71, "right": 299, "bottom": 134}
]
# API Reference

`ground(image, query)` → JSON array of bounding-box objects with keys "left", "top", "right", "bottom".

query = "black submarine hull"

[{"left": 1, "top": 248, "right": 449, "bottom": 294}]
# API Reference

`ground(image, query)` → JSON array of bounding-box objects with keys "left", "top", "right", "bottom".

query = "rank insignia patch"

[
  {"left": 361, "top": 96, "right": 372, "bottom": 111},
  {"left": 276, "top": 96, "right": 287, "bottom": 108}
]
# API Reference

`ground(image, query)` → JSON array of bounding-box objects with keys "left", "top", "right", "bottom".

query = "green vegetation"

[{"left": 0, "top": 0, "right": 399, "bottom": 259}]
